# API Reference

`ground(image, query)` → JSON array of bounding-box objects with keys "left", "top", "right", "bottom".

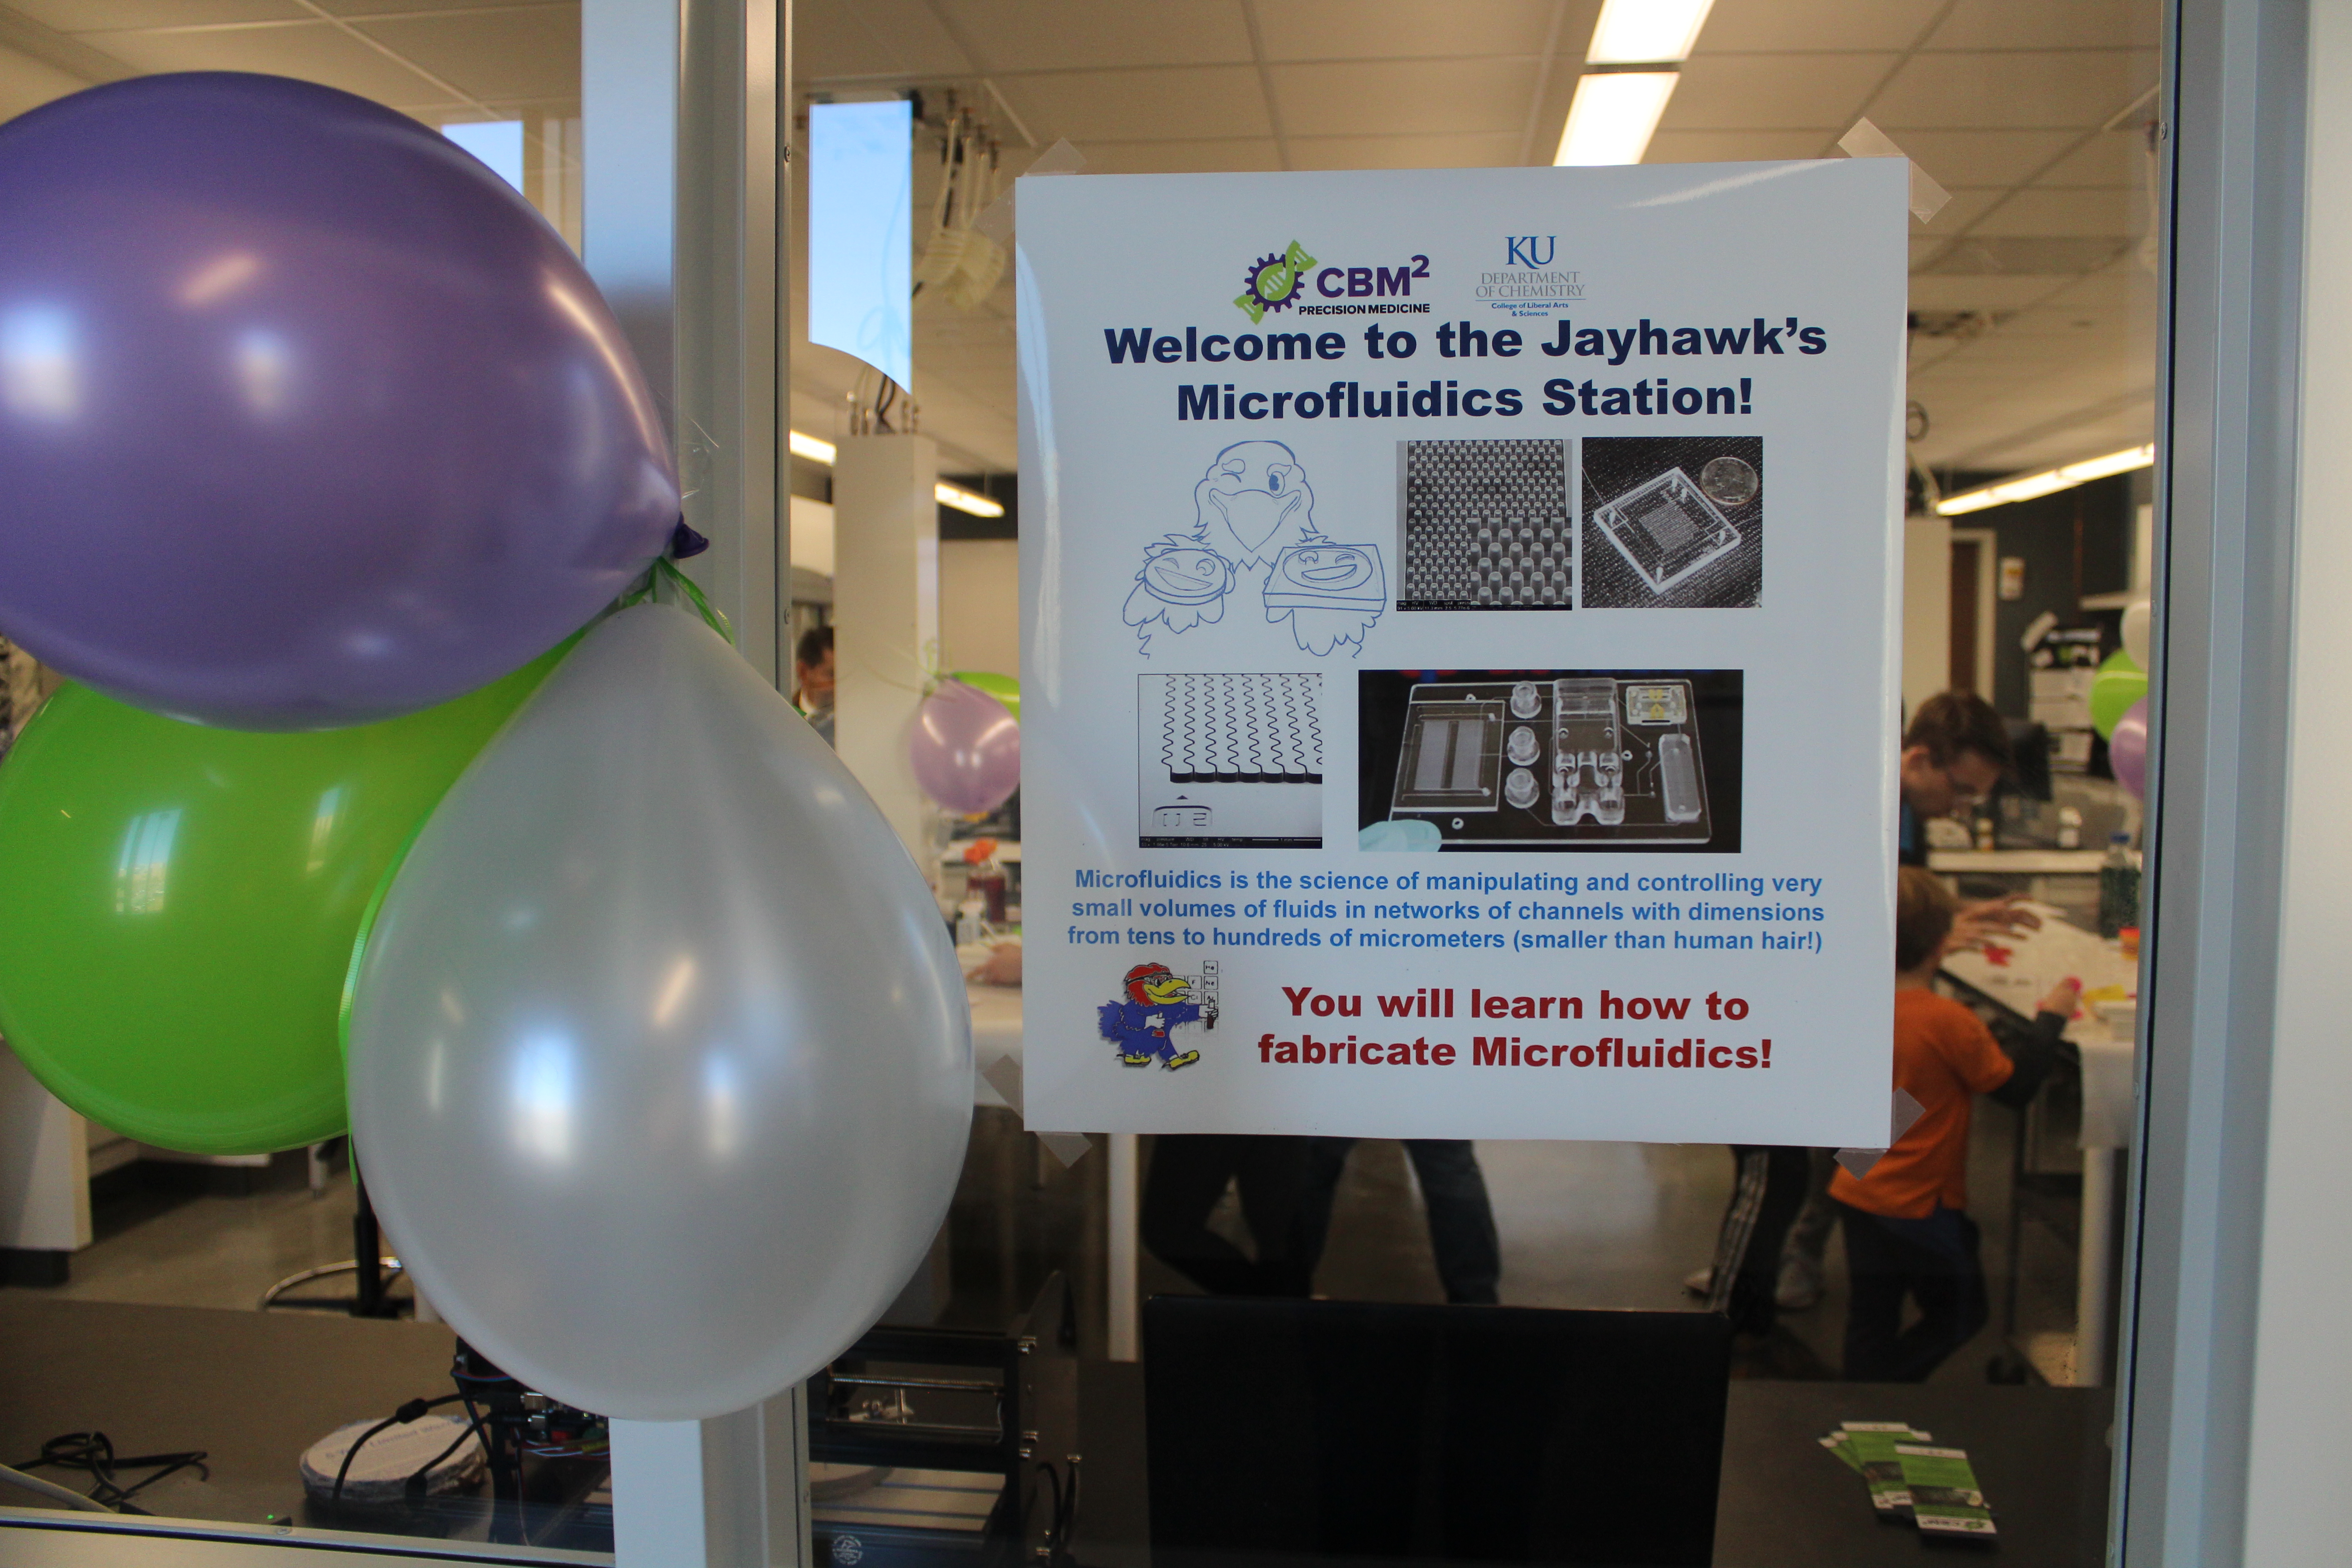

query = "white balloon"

[
  {"left": 2122, "top": 598, "right": 2153, "bottom": 670},
  {"left": 348, "top": 604, "right": 972, "bottom": 1420}
]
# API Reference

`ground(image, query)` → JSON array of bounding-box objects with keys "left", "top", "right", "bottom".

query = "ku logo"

[
  {"left": 1506, "top": 235, "right": 1557, "bottom": 268},
  {"left": 1097, "top": 961, "right": 1219, "bottom": 1071}
]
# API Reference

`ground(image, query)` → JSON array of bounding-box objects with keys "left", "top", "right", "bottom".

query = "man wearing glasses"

[{"left": 1896, "top": 691, "right": 2038, "bottom": 946}]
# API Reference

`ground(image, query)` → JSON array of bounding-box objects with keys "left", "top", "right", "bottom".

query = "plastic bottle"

[{"left": 2098, "top": 831, "right": 2141, "bottom": 939}]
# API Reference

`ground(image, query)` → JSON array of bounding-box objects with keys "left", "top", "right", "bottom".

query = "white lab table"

[
  {"left": 1940, "top": 910, "right": 2139, "bottom": 1386},
  {"left": 1926, "top": 849, "right": 2111, "bottom": 876}
]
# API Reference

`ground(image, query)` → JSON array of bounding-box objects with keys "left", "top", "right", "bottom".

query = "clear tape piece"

[{"left": 1836, "top": 117, "right": 1952, "bottom": 224}]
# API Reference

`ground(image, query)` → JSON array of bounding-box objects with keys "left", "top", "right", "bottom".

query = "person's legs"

[
  {"left": 1231, "top": 1136, "right": 1314, "bottom": 1296},
  {"left": 1836, "top": 1200, "right": 1914, "bottom": 1380},
  {"left": 1141, "top": 1135, "right": 1264, "bottom": 1295},
  {"left": 1776, "top": 1148, "right": 1838, "bottom": 1308},
  {"left": 1402, "top": 1139, "right": 1501, "bottom": 1304},
  {"left": 1289, "top": 1137, "right": 1357, "bottom": 1287},
  {"left": 1875, "top": 1208, "right": 1989, "bottom": 1382},
  {"left": 1708, "top": 1145, "right": 1811, "bottom": 1334}
]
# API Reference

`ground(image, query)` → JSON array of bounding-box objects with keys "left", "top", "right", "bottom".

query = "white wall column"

[
  {"left": 2244, "top": 0, "right": 2352, "bottom": 1556},
  {"left": 583, "top": 1, "right": 805, "bottom": 1562},
  {"left": 0, "top": 1051, "right": 88, "bottom": 1258},
  {"left": 1899, "top": 513, "right": 1951, "bottom": 718},
  {"left": 609, "top": 1390, "right": 811, "bottom": 1568},
  {"left": 833, "top": 435, "right": 941, "bottom": 867}
]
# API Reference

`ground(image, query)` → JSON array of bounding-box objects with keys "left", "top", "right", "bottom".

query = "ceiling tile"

[
  {"left": 0, "top": 45, "right": 87, "bottom": 122},
  {"left": 1642, "top": 128, "right": 1832, "bottom": 162},
  {"left": 1288, "top": 131, "right": 1520, "bottom": 169},
  {"left": 1254, "top": 0, "right": 1565, "bottom": 62},
  {"left": 2035, "top": 131, "right": 2150, "bottom": 187},
  {"left": 934, "top": 0, "right": 1251, "bottom": 71},
  {"left": 1965, "top": 187, "right": 2139, "bottom": 239},
  {"left": 1924, "top": 0, "right": 2161, "bottom": 51},
  {"left": 316, "top": 0, "right": 570, "bottom": 11},
  {"left": 1920, "top": 235, "right": 2135, "bottom": 273},
  {"left": 1920, "top": 187, "right": 2004, "bottom": 230},
  {"left": 1878, "top": 128, "right": 2078, "bottom": 186},
  {"left": 1696, "top": 0, "right": 1946, "bottom": 54},
  {"left": 1866, "top": 49, "right": 2158, "bottom": 131},
  {"left": 992, "top": 64, "right": 1268, "bottom": 142},
  {"left": 1269, "top": 57, "right": 1536, "bottom": 137},
  {"left": 359, "top": 10, "right": 577, "bottom": 105},
  {"left": 13, "top": 1, "right": 303, "bottom": 27},
  {"left": 93, "top": 22, "right": 444, "bottom": 105},
  {"left": 795, "top": 0, "right": 965, "bottom": 82},
  {"left": 1654, "top": 53, "right": 1896, "bottom": 132},
  {"left": 1077, "top": 137, "right": 1284, "bottom": 173},
  {"left": 1907, "top": 275, "right": 2071, "bottom": 311}
]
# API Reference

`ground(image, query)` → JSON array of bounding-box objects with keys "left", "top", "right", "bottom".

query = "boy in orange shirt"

[{"left": 1831, "top": 867, "right": 2078, "bottom": 1382}]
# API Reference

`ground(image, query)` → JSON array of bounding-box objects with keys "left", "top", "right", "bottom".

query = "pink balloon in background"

[
  {"left": 2109, "top": 697, "right": 2149, "bottom": 799},
  {"left": 909, "top": 680, "right": 1020, "bottom": 814}
]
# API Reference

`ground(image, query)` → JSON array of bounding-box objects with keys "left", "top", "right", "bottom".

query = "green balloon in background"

[
  {"left": 0, "top": 640, "right": 573, "bottom": 1155},
  {"left": 2090, "top": 649, "right": 2149, "bottom": 740},
  {"left": 950, "top": 670, "right": 1019, "bottom": 723}
]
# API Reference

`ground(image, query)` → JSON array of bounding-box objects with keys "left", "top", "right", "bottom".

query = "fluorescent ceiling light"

[
  {"left": 789, "top": 431, "right": 1005, "bottom": 518},
  {"left": 1554, "top": 72, "right": 1679, "bottom": 166},
  {"left": 1588, "top": 0, "right": 1717, "bottom": 64},
  {"left": 1937, "top": 444, "right": 2155, "bottom": 516},
  {"left": 937, "top": 482, "right": 1004, "bottom": 518}
]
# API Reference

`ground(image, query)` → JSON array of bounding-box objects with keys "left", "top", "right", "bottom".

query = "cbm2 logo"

[
  {"left": 1235, "top": 240, "right": 1430, "bottom": 322},
  {"left": 1506, "top": 235, "right": 1557, "bottom": 267}
]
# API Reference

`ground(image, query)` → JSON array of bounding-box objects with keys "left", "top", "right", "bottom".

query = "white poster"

[{"left": 1016, "top": 161, "right": 1908, "bottom": 1147}]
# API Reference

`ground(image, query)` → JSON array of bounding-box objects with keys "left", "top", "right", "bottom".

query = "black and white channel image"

[
  {"left": 1357, "top": 671, "right": 1742, "bottom": 852},
  {"left": 1138, "top": 672, "right": 1324, "bottom": 849},
  {"left": 1579, "top": 435, "right": 1763, "bottom": 609},
  {"left": 1396, "top": 437, "right": 1574, "bottom": 610}
]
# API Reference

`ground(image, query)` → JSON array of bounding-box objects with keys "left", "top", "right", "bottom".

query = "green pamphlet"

[
  {"left": 1896, "top": 1445, "right": 1997, "bottom": 1538},
  {"left": 1839, "top": 1422, "right": 1931, "bottom": 1514}
]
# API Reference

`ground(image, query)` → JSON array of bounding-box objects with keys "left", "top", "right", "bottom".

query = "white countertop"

[{"left": 1926, "top": 849, "right": 2110, "bottom": 875}]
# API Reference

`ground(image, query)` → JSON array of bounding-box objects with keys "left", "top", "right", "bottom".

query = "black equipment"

[
  {"left": 807, "top": 1273, "right": 1081, "bottom": 1568},
  {"left": 1144, "top": 1297, "right": 1732, "bottom": 1568}
]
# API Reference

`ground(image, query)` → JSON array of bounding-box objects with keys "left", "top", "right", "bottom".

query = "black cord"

[
  {"left": 460, "top": 1391, "right": 527, "bottom": 1548},
  {"left": 14, "top": 1433, "right": 208, "bottom": 1514},
  {"left": 329, "top": 1394, "right": 464, "bottom": 1507},
  {"left": 1033, "top": 1457, "right": 1081, "bottom": 1568},
  {"left": 402, "top": 1415, "right": 485, "bottom": 1499}
]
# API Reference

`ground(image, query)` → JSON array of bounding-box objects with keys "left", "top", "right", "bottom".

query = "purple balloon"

[
  {"left": 2109, "top": 698, "right": 2149, "bottom": 799},
  {"left": 910, "top": 681, "right": 1020, "bottom": 815},
  {"left": 0, "top": 74, "right": 677, "bottom": 730}
]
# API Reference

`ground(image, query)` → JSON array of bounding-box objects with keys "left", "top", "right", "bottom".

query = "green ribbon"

[{"left": 622, "top": 556, "right": 736, "bottom": 646}]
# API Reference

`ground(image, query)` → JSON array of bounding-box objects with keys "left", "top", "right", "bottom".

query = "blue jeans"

[
  {"left": 1836, "top": 1200, "right": 1990, "bottom": 1382},
  {"left": 1294, "top": 1138, "right": 1501, "bottom": 1304}
]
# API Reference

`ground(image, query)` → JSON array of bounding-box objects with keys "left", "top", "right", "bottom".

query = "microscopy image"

[
  {"left": 1357, "top": 670, "right": 1743, "bottom": 853},
  {"left": 1396, "top": 438, "right": 1574, "bottom": 610},
  {"left": 1137, "top": 672, "right": 1324, "bottom": 848},
  {"left": 1580, "top": 436, "right": 1763, "bottom": 608}
]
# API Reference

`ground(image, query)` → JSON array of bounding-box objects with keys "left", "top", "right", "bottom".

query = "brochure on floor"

[{"left": 1016, "top": 159, "right": 1908, "bottom": 1143}]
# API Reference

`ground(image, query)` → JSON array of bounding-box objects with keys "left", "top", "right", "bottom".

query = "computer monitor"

[{"left": 1144, "top": 1297, "right": 1731, "bottom": 1568}]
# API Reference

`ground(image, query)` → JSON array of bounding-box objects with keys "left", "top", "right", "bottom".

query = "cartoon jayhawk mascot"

[{"left": 1097, "top": 962, "right": 1211, "bottom": 1069}]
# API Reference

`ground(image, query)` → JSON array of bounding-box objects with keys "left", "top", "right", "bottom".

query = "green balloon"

[
  {"left": 0, "top": 642, "right": 572, "bottom": 1155},
  {"left": 2090, "top": 650, "right": 2149, "bottom": 740},
  {"left": 950, "top": 670, "right": 1019, "bottom": 722}
]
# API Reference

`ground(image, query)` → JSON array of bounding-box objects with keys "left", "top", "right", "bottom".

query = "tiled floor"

[
  {"left": 41, "top": 1151, "right": 402, "bottom": 1316},
  {"left": 25, "top": 1095, "right": 2086, "bottom": 1390}
]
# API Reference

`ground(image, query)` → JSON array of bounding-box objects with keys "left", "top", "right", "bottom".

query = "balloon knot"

[{"left": 669, "top": 519, "right": 710, "bottom": 560}]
